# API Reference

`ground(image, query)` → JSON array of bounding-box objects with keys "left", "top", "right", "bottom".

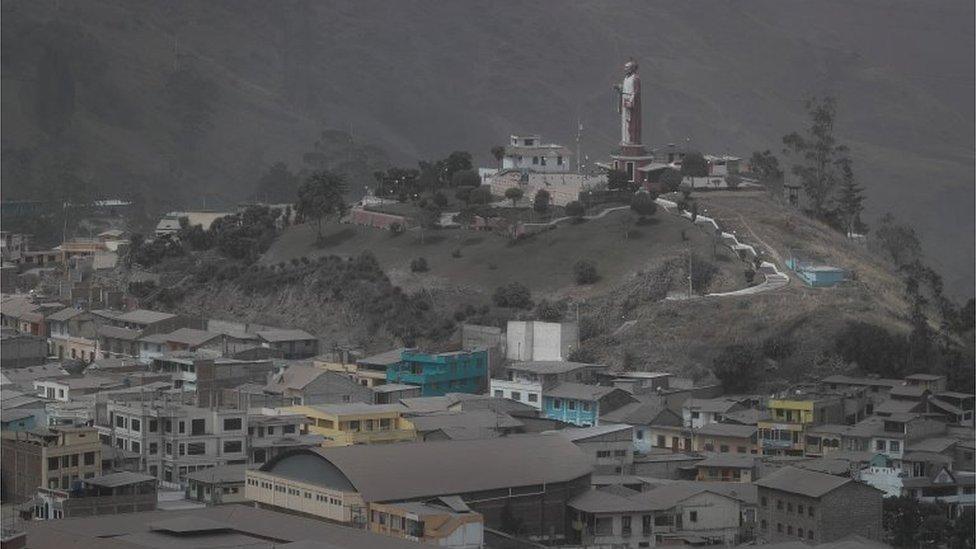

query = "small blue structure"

[
  {"left": 541, "top": 383, "right": 635, "bottom": 427},
  {"left": 387, "top": 349, "right": 488, "bottom": 397},
  {"left": 1, "top": 409, "right": 39, "bottom": 432},
  {"left": 787, "top": 258, "right": 846, "bottom": 287}
]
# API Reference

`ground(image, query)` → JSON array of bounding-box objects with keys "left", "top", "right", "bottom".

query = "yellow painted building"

[
  {"left": 759, "top": 393, "right": 847, "bottom": 456},
  {"left": 284, "top": 403, "right": 416, "bottom": 447}
]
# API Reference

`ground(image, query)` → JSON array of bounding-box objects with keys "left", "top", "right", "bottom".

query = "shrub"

[
  {"left": 565, "top": 201, "right": 584, "bottom": 219},
  {"left": 690, "top": 254, "right": 718, "bottom": 293},
  {"left": 568, "top": 347, "right": 595, "bottom": 363},
  {"left": 535, "top": 299, "right": 564, "bottom": 322},
  {"left": 574, "top": 260, "right": 599, "bottom": 285},
  {"left": 389, "top": 222, "right": 405, "bottom": 235},
  {"left": 533, "top": 190, "right": 551, "bottom": 213},
  {"left": 451, "top": 248, "right": 462, "bottom": 258},
  {"left": 493, "top": 282, "right": 532, "bottom": 309},
  {"left": 469, "top": 186, "right": 493, "bottom": 205},
  {"left": 410, "top": 257, "right": 429, "bottom": 273},
  {"left": 630, "top": 192, "right": 657, "bottom": 219},
  {"left": 711, "top": 344, "right": 764, "bottom": 393},
  {"left": 762, "top": 334, "right": 796, "bottom": 360},
  {"left": 432, "top": 191, "right": 449, "bottom": 207}
]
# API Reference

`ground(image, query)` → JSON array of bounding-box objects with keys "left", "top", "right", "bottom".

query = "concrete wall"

[{"left": 506, "top": 321, "right": 578, "bottom": 362}]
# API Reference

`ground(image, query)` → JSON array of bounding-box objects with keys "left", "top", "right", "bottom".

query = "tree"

[
  {"left": 565, "top": 201, "right": 584, "bottom": 221},
  {"left": 884, "top": 497, "right": 955, "bottom": 548},
  {"left": 454, "top": 186, "right": 475, "bottom": 205},
  {"left": 493, "top": 282, "right": 532, "bottom": 309},
  {"left": 417, "top": 204, "right": 442, "bottom": 244},
  {"left": 533, "top": 189, "right": 551, "bottom": 214},
  {"left": 453, "top": 207, "right": 477, "bottom": 230},
  {"left": 442, "top": 151, "right": 474, "bottom": 184},
  {"left": 450, "top": 169, "right": 482, "bottom": 189},
  {"left": 574, "top": 260, "right": 598, "bottom": 285},
  {"left": 630, "top": 192, "right": 657, "bottom": 220},
  {"left": 835, "top": 158, "right": 865, "bottom": 237},
  {"left": 296, "top": 171, "right": 349, "bottom": 242},
  {"left": 834, "top": 321, "right": 909, "bottom": 377},
  {"left": 432, "top": 191, "right": 448, "bottom": 208},
  {"left": 468, "top": 186, "right": 493, "bottom": 205},
  {"left": 607, "top": 169, "right": 631, "bottom": 191},
  {"left": 410, "top": 257, "right": 429, "bottom": 273},
  {"left": 681, "top": 151, "right": 709, "bottom": 178},
  {"left": 711, "top": 344, "right": 763, "bottom": 393},
  {"left": 782, "top": 97, "right": 851, "bottom": 217},
  {"left": 749, "top": 150, "right": 784, "bottom": 196},
  {"left": 725, "top": 174, "right": 742, "bottom": 190},
  {"left": 374, "top": 167, "right": 420, "bottom": 198},
  {"left": 490, "top": 145, "right": 506, "bottom": 168},
  {"left": 872, "top": 213, "right": 922, "bottom": 267},
  {"left": 251, "top": 162, "right": 299, "bottom": 203},
  {"left": 659, "top": 168, "right": 683, "bottom": 193},
  {"left": 504, "top": 187, "right": 524, "bottom": 207}
]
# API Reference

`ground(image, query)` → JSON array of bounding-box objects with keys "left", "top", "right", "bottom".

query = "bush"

[
  {"left": 659, "top": 168, "right": 683, "bottom": 193},
  {"left": 726, "top": 174, "right": 742, "bottom": 190},
  {"left": 565, "top": 201, "right": 584, "bottom": 219},
  {"left": 761, "top": 334, "right": 796, "bottom": 360},
  {"left": 711, "top": 344, "right": 764, "bottom": 393},
  {"left": 535, "top": 299, "right": 564, "bottom": 322},
  {"left": 568, "top": 347, "right": 595, "bottom": 363},
  {"left": 493, "top": 282, "right": 532, "bottom": 309},
  {"left": 834, "top": 321, "right": 909, "bottom": 377},
  {"left": 469, "top": 186, "right": 493, "bottom": 205},
  {"left": 630, "top": 192, "right": 657, "bottom": 219},
  {"left": 432, "top": 191, "right": 449, "bottom": 207},
  {"left": 389, "top": 222, "right": 405, "bottom": 236},
  {"left": 451, "top": 248, "right": 462, "bottom": 258},
  {"left": 690, "top": 254, "right": 718, "bottom": 293},
  {"left": 533, "top": 190, "right": 551, "bottom": 213},
  {"left": 574, "top": 260, "right": 599, "bottom": 285},
  {"left": 410, "top": 257, "right": 429, "bottom": 273}
]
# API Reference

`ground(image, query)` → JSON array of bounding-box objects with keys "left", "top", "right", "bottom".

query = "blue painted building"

[
  {"left": 0, "top": 409, "right": 39, "bottom": 432},
  {"left": 786, "top": 259, "right": 846, "bottom": 287},
  {"left": 387, "top": 349, "right": 488, "bottom": 397},
  {"left": 541, "top": 382, "right": 636, "bottom": 427}
]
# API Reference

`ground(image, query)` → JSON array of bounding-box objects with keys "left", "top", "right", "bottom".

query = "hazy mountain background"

[{"left": 2, "top": 0, "right": 973, "bottom": 296}]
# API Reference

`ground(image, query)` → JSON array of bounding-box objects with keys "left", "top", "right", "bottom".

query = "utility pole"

[
  {"left": 687, "top": 248, "right": 693, "bottom": 299},
  {"left": 576, "top": 118, "right": 583, "bottom": 175}
]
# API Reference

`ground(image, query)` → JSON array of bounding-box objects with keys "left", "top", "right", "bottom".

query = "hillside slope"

[
  {"left": 1, "top": 0, "right": 973, "bottom": 295},
  {"left": 164, "top": 192, "right": 922, "bottom": 389}
]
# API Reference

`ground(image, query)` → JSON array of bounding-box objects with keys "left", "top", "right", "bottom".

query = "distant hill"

[{"left": 2, "top": 0, "right": 972, "bottom": 295}]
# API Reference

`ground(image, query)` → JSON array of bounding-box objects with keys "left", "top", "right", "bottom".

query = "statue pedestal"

[{"left": 611, "top": 144, "right": 654, "bottom": 187}]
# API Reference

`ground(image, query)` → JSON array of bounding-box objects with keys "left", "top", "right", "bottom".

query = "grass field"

[{"left": 263, "top": 206, "right": 746, "bottom": 300}]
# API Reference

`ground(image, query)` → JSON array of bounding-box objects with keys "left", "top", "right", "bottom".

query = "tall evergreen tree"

[
  {"left": 782, "top": 97, "right": 851, "bottom": 217},
  {"left": 835, "top": 158, "right": 865, "bottom": 236}
]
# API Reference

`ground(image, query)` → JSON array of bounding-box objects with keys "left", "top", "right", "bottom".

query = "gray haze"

[{"left": 2, "top": 0, "right": 973, "bottom": 296}]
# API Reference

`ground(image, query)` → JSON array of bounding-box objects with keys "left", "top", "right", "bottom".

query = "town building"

[
  {"left": 693, "top": 422, "right": 758, "bottom": 454},
  {"left": 20, "top": 504, "right": 421, "bottom": 549},
  {"left": 287, "top": 403, "right": 416, "bottom": 447},
  {"left": 28, "top": 471, "right": 157, "bottom": 520},
  {"left": 262, "top": 363, "right": 375, "bottom": 406},
  {"left": 0, "top": 426, "right": 103, "bottom": 502},
  {"left": 695, "top": 453, "right": 757, "bottom": 482},
  {"left": 491, "top": 359, "right": 604, "bottom": 410},
  {"left": 489, "top": 170, "right": 606, "bottom": 207},
  {"left": 255, "top": 329, "right": 319, "bottom": 359},
  {"left": 405, "top": 409, "right": 524, "bottom": 441},
  {"left": 599, "top": 399, "right": 684, "bottom": 454},
  {"left": 45, "top": 308, "right": 98, "bottom": 363},
  {"left": 506, "top": 320, "right": 578, "bottom": 362},
  {"left": 542, "top": 383, "right": 636, "bottom": 427},
  {"left": 185, "top": 464, "right": 247, "bottom": 505},
  {"left": 553, "top": 424, "right": 635, "bottom": 474},
  {"left": 246, "top": 434, "right": 592, "bottom": 541},
  {"left": 758, "top": 390, "right": 862, "bottom": 456},
  {"left": 501, "top": 134, "right": 572, "bottom": 173},
  {"left": 755, "top": 466, "right": 883, "bottom": 543},
  {"left": 0, "top": 330, "right": 49, "bottom": 368},
  {"left": 599, "top": 371, "right": 673, "bottom": 395},
  {"left": 367, "top": 498, "right": 484, "bottom": 548},
  {"left": 1, "top": 409, "right": 40, "bottom": 432},
  {"left": 34, "top": 376, "right": 124, "bottom": 402},
  {"left": 682, "top": 397, "right": 747, "bottom": 429},
  {"left": 387, "top": 349, "right": 488, "bottom": 396}
]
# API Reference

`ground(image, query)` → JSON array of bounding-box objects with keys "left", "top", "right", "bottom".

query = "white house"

[
  {"left": 502, "top": 134, "right": 572, "bottom": 173},
  {"left": 506, "top": 321, "right": 578, "bottom": 362}
]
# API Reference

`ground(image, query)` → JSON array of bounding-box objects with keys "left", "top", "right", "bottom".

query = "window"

[
  {"left": 48, "top": 457, "right": 59, "bottom": 471},
  {"left": 737, "top": 446, "right": 747, "bottom": 453},
  {"left": 787, "top": 525, "right": 793, "bottom": 535},
  {"left": 689, "top": 511, "right": 698, "bottom": 523},
  {"left": 557, "top": 156, "right": 563, "bottom": 165},
  {"left": 494, "top": 390, "right": 503, "bottom": 397},
  {"left": 761, "top": 496, "right": 767, "bottom": 507},
  {"left": 594, "top": 517, "right": 613, "bottom": 535},
  {"left": 636, "top": 429, "right": 644, "bottom": 440},
  {"left": 511, "top": 391, "right": 521, "bottom": 401},
  {"left": 532, "top": 156, "right": 539, "bottom": 165},
  {"left": 178, "top": 421, "right": 185, "bottom": 434},
  {"left": 621, "top": 516, "right": 632, "bottom": 535},
  {"left": 192, "top": 419, "right": 205, "bottom": 435},
  {"left": 798, "top": 504, "right": 804, "bottom": 514},
  {"left": 187, "top": 442, "right": 205, "bottom": 455},
  {"left": 268, "top": 427, "right": 275, "bottom": 435},
  {"left": 131, "top": 441, "right": 141, "bottom": 453},
  {"left": 163, "top": 419, "right": 171, "bottom": 433},
  {"left": 165, "top": 443, "right": 173, "bottom": 455},
  {"left": 656, "top": 435, "right": 666, "bottom": 447},
  {"left": 808, "top": 530, "right": 815, "bottom": 540},
  {"left": 568, "top": 400, "right": 576, "bottom": 411},
  {"left": 84, "top": 452, "right": 95, "bottom": 465},
  {"left": 808, "top": 506, "right": 815, "bottom": 517},
  {"left": 787, "top": 502, "right": 793, "bottom": 513},
  {"left": 553, "top": 399, "right": 562, "bottom": 410},
  {"left": 777, "top": 523, "right": 782, "bottom": 533},
  {"left": 761, "top": 519, "right": 767, "bottom": 531},
  {"left": 876, "top": 439, "right": 886, "bottom": 451},
  {"left": 613, "top": 450, "right": 627, "bottom": 457},
  {"left": 283, "top": 424, "right": 296, "bottom": 434},
  {"left": 596, "top": 450, "right": 611, "bottom": 458},
  {"left": 70, "top": 454, "right": 79, "bottom": 467},
  {"left": 528, "top": 393, "right": 538, "bottom": 403},
  {"left": 691, "top": 411, "right": 700, "bottom": 419},
  {"left": 890, "top": 440, "right": 900, "bottom": 452},
  {"left": 223, "top": 418, "right": 242, "bottom": 431},
  {"left": 223, "top": 440, "right": 243, "bottom": 453},
  {"left": 720, "top": 444, "right": 729, "bottom": 453},
  {"left": 116, "top": 415, "right": 125, "bottom": 428},
  {"left": 149, "top": 443, "right": 158, "bottom": 455},
  {"left": 776, "top": 499, "right": 783, "bottom": 510},
  {"left": 179, "top": 444, "right": 186, "bottom": 456},
  {"left": 582, "top": 402, "right": 591, "bottom": 411},
  {"left": 642, "top": 515, "right": 652, "bottom": 534}
]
